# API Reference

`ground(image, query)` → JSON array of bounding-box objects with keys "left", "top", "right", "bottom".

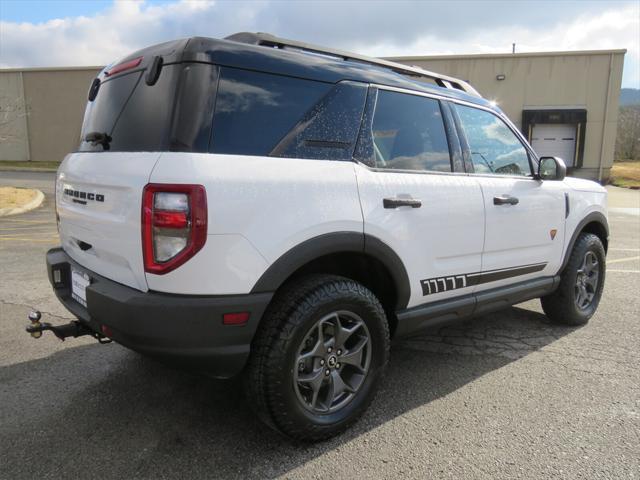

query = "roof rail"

[{"left": 224, "top": 32, "right": 480, "bottom": 97}]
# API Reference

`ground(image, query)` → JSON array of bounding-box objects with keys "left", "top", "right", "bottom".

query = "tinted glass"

[
  {"left": 370, "top": 90, "right": 451, "bottom": 172},
  {"left": 210, "top": 68, "right": 332, "bottom": 156},
  {"left": 79, "top": 72, "right": 142, "bottom": 152},
  {"left": 109, "top": 64, "right": 182, "bottom": 151},
  {"left": 168, "top": 63, "right": 219, "bottom": 152},
  {"left": 455, "top": 104, "right": 531, "bottom": 176},
  {"left": 79, "top": 65, "right": 183, "bottom": 152},
  {"left": 271, "top": 81, "right": 367, "bottom": 160}
]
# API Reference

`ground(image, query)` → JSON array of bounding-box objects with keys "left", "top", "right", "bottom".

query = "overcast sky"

[{"left": 0, "top": 0, "right": 638, "bottom": 88}]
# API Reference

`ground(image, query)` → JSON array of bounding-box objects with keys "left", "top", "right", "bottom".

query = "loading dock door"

[{"left": 531, "top": 124, "right": 577, "bottom": 167}]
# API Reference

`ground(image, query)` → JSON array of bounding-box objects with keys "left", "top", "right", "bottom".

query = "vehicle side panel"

[{"left": 355, "top": 165, "right": 485, "bottom": 309}]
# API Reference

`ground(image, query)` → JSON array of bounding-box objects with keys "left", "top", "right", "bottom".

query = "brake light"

[
  {"left": 142, "top": 184, "right": 207, "bottom": 274},
  {"left": 105, "top": 56, "right": 143, "bottom": 77}
]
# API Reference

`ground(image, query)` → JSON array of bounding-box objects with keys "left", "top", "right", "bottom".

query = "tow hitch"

[{"left": 26, "top": 310, "right": 111, "bottom": 343}]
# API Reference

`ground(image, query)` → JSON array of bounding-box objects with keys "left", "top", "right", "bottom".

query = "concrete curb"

[{"left": 0, "top": 189, "right": 45, "bottom": 217}]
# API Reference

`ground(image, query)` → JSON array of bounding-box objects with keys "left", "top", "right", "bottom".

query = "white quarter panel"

[
  {"left": 148, "top": 153, "right": 363, "bottom": 293},
  {"left": 355, "top": 165, "right": 485, "bottom": 308},
  {"left": 145, "top": 234, "right": 270, "bottom": 295},
  {"left": 57, "top": 152, "right": 161, "bottom": 291},
  {"left": 477, "top": 176, "right": 566, "bottom": 289}
]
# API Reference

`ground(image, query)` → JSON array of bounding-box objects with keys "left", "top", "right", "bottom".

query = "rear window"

[
  {"left": 79, "top": 72, "right": 142, "bottom": 151},
  {"left": 79, "top": 64, "right": 184, "bottom": 152},
  {"left": 210, "top": 67, "right": 332, "bottom": 156}
]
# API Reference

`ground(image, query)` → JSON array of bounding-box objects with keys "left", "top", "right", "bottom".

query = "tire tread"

[
  {"left": 244, "top": 274, "right": 390, "bottom": 441},
  {"left": 541, "top": 232, "right": 605, "bottom": 326}
]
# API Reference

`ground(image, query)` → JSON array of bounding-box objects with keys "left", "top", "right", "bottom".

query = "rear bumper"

[{"left": 46, "top": 247, "right": 272, "bottom": 378}]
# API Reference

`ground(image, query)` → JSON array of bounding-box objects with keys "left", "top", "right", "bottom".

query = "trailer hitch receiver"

[{"left": 26, "top": 310, "right": 110, "bottom": 343}]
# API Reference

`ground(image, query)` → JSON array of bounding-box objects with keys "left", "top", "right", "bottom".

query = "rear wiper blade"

[{"left": 84, "top": 131, "right": 112, "bottom": 150}]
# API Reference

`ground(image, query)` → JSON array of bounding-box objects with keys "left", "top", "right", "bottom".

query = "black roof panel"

[{"left": 109, "top": 35, "right": 494, "bottom": 110}]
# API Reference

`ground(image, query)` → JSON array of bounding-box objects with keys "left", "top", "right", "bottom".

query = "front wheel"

[
  {"left": 244, "top": 275, "right": 390, "bottom": 441},
  {"left": 541, "top": 232, "right": 606, "bottom": 326}
]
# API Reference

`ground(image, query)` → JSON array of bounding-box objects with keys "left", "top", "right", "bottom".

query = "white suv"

[{"left": 34, "top": 33, "right": 608, "bottom": 441}]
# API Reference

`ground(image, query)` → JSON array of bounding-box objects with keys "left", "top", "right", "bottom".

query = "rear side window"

[
  {"left": 369, "top": 90, "right": 451, "bottom": 172},
  {"left": 270, "top": 81, "right": 367, "bottom": 160},
  {"left": 210, "top": 68, "right": 332, "bottom": 156},
  {"left": 454, "top": 104, "right": 531, "bottom": 176}
]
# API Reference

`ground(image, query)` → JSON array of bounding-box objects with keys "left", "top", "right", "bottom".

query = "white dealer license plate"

[{"left": 71, "top": 268, "right": 90, "bottom": 307}]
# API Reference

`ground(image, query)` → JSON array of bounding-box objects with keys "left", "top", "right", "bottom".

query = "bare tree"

[{"left": 615, "top": 105, "right": 640, "bottom": 161}]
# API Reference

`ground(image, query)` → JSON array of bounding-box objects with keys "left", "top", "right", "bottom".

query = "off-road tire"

[
  {"left": 244, "top": 274, "right": 390, "bottom": 441},
  {"left": 541, "top": 233, "right": 606, "bottom": 326}
]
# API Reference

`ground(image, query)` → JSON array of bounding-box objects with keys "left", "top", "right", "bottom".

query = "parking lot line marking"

[
  {"left": 607, "top": 256, "right": 640, "bottom": 265},
  {"left": 0, "top": 219, "right": 49, "bottom": 224},
  {"left": 0, "top": 227, "right": 55, "bottom": 234},
  {"left": 608, "top": 269, "right": 640, "bottom": 273},
  {"left": 0, "top": 239, "right": 57, "bottom": 244},
  {"left": 0, "top": 236, "right": 58, "bottom": 242},
  {"left": 609, "top": 248, "right": 640, "bottom": 252}
]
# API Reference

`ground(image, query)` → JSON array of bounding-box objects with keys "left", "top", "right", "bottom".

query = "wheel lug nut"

[
  {"left": 320, "top": 359, "right": 325, "bottom": 366},
  {"left": 327, "top": 347, "right": 332, "bottom": 353},
  {"left": 325, "top": 369, "right": 330, "bottom": 376},
  {"left": 336, "top": 363, "right": 341, "bottom": 368},
  {"left": 337, "top": 349, "right": 342, "bottom": 355}
]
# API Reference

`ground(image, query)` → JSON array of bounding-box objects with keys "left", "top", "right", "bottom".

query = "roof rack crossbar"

[{"left": 224, "top": 32, "right": 480, "bottom": 97}]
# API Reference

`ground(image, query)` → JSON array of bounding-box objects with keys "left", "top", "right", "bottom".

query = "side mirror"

[{"left": 537, "top": 156, "right": 566, "bottom": 181}]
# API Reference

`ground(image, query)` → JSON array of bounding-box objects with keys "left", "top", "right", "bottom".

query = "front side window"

[
  {"left": 454, "top": 104, "right": 531, "bottom": 176},
  {"left": 369, "top": 90, "right": 451, "bottom": 172}
]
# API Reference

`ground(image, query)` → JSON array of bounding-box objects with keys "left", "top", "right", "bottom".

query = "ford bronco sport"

[{"left": 29, "top": 33, "right": 608, "bottom": 441}]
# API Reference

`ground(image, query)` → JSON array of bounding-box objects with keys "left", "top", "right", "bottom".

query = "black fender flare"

[
  {"left": 558, "top": 211, "right": 609, "bottom": 273},
  {"left": 250, "top": 231, "right": 411, "bottom": 309}
]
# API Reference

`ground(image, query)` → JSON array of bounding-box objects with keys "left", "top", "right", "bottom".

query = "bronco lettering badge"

[{"left": 63, "top": 188, "right": 105, "bottom": 205}]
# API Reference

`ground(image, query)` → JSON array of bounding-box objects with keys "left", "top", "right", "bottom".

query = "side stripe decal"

[{"left": 420, "top": 262, "right": 547, "bottom": 296}]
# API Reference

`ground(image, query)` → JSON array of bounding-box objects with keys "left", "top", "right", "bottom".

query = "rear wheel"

[
  {"left": 541, "top": 233, "right": 606, "bottom": 326},
  {"left": 244, "top": 275, "right": 390, "bottom": 441}
]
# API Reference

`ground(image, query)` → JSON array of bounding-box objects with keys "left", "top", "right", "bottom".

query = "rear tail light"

[{"left": 142, "top": 184, "right": 207, "bottom": 274}]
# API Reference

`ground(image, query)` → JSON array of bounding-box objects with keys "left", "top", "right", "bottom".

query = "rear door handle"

[
  {"left": 493, "top": 195, "right": 519, "bottom": 206},
  {"left": 383, "top": 198, "right": 422, "bottom": 209}
]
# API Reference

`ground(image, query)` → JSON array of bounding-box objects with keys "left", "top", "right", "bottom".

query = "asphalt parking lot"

[{"left": 1, "top": 170, "right": 639, "bottom": 480}]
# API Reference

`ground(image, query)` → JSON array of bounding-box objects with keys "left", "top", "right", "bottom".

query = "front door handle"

[
  {"left": 493, "top": 195, "right": 519, "bottom": 206},
  {"left": 383, "top": 197, "right": 422, "bottom": 209}
]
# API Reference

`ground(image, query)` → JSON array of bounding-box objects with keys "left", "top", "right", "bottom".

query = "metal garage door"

[{"left": 531, "top": 123, "right": 577, "bottom": 167}]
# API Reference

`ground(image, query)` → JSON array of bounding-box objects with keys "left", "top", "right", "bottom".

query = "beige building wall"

[
  {"left": 0, "top": 67, "right": 100, "bottom": 163},
  {"left": 389, "top": 50, "right": 626, "bottom": 180}
]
